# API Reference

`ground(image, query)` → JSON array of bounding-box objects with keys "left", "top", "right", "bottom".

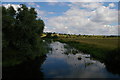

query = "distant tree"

[
  {"left": 53, "top": 32, "right": 56, "bottom": 34},
  {"left": 52, "top": 35, "right": 58, "bottom": 39},
  {"left": 46, "top": 33, "right": 52, "bottom": 38}
]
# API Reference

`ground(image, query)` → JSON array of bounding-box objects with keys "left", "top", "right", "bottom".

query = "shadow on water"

[
  {"left": 2, "top": 55, "right": 46, "bottom": 80},
  {"left": 104, "top": 49, "right": 120, "bottom": 75}
]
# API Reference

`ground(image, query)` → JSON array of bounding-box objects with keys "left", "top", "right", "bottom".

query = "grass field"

[
  {"left": 57, "top": 37, "right": 119, "bottom": 50},
  {"left": 43, "top": 33, "right": 119, "bottom": 51}
]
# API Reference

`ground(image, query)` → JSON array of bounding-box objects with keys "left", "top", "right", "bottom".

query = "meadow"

[
  {"left": 43, "top": 33, "right": 119, "bottom": 50},
  {"left": 57, "top": 36, "right": 118, "bottom": 50}
]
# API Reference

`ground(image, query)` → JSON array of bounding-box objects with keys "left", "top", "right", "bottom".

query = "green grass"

[
  {"left": 54, "top": 36, "right": 119, "bottom": 63},
  {"left": 56, "top": 37, "right": 119, "bottom": 50}
]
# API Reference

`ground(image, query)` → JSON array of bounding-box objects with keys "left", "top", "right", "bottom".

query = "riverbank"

[
  {"left": 54, "top": 37, "right": 120, "bottom": 74},
  {"left": 39, "top": 41, "right": 120, "bottom": 78}
]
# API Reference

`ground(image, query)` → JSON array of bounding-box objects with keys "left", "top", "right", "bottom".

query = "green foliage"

[
  {"left": 52, "top": 35, "right": 58, "bottom": 39},
  {"left": 57, "top": 38, "right": 119, "bottom": 61},
  {"left": 2, "top": 4, "right": 47, "bottom": 66},
  {"left": 45, "top": 33, "right": 52, "bottom": 38}
]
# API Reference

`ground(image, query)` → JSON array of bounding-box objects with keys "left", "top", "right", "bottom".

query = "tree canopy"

[{"left": 2, "top": 4, "right": 45, "bottom": 52}]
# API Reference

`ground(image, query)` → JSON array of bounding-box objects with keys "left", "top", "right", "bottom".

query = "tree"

[
  {"left": 46, "top": 33, "right": 52, "bottom": 38},
  {"left": 2, "top": 4, "right": 45, "bottom": 52},
  {"left": 2, "top": 6, "right": 16, "bottom": 48}
]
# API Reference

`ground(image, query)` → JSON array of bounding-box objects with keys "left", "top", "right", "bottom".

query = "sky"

[{"left": 2, "top": 2, "right": 119, "bottom": 35}]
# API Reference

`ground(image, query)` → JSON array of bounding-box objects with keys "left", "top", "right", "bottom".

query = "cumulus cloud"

[
  {"left": 108, "top": 3, "right": 115, "bottom": 8},
  {"left": 2, "top": 3, "right": 47, "bottom": 20},
  {"left": 44, "top": 2, "right": 118, "bottom": 35},
  {"left": 68, "top": 2, "right": 103, "bottom": 10},
  {"left": 2, "top": 4, "right": 21, "bottom": 11},
  {"left": 2, "top": 0, "right": 119, "bottom": 2},
  {"left": 48, "top": 12, "right": 55, "bottom": 14},
  {"left": 35, "top": 9, "right": 45, "bottom": 16},
  {"left": 2, "top": 2, "right": 119, "bottom": 35},
  {"left": 90, "top": 6, "right": 118, "bottom": 24},
  {"left": 27, "top": 2, "right": 40, "bottom": 8},
  {"left": 47, "top": 2, "right": 68, "bottom": 6}
]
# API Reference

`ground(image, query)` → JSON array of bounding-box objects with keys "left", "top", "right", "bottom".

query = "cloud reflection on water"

[{"left": 41, "top": 41, "right": 120, "bottom": 78}]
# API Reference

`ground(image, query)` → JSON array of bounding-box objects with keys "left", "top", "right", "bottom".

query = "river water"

[{"left": 41, "top": 41, "right": 120, "bottom": 78}]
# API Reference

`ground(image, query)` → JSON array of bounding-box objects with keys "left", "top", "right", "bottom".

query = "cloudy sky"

[{"left": 3, "top": 2, "right": 119, "bottom": 35}]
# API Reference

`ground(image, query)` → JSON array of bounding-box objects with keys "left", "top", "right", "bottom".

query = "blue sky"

[{"left": 2, "top": 2, "right": 119, "bottom": 35}]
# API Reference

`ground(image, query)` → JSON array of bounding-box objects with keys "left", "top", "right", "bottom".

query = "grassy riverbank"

[
  {"left": 53, "top": 35, "right": 120, "bottom": 74},
  {"left": 55, "top": 36, "right": 119, "bottom": 60},
  {"left": 43, "top": 33, "right": 119, "bottom": 62}
]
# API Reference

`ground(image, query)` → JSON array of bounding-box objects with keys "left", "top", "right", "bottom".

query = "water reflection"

[{"left": 41, "top": 41, "right": 120, "bottom": 78}]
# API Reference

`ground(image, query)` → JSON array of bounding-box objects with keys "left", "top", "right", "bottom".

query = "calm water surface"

[{"left": 41, "top": 41, "right": 120, "bottom": 78}]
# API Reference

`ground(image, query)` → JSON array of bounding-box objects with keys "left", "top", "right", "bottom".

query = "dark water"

[
  {"left": 3, "top": 56, "right": 46, "bottom": 80},
  {"left": 41, "top": 41, "right": 120, "bottom": 78}
]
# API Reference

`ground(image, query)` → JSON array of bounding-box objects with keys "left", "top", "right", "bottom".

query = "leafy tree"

[
  {"left": 2, "top": 4, "right": 45, "bottom": 57},
  {"left": 2, "top": 6, "right": 16, "bottom": 48}
]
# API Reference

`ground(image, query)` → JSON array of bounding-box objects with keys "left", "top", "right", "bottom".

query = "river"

[
  {"left": 3, "top": 41, "right": 120, "bottom": 79},
  {"left": 41, "top": 41, "right": 120, "bottom": 78}
]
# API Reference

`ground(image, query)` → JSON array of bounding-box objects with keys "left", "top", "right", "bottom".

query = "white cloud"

[
  {"left": 48, "top": 12, "right": 55, "bottom": 14},
  {"left": 47, "top": 2, "right": 68, "bottom": 6},
  {"left": 2, "top": 0, "right": 119, "bottom": 2},
  {"left": 44, "top": 2, "right": 118, "bottom": 35},
  {"left": 35, "top": 9, "right": 45, "bottom": 15},
  {"left": 35, "top": 9, "right": 47, "bottom": 19},
  {"left": 2, "top": 4, "right": 46, "bottom": 20},
  {"left": 27, "top": 2, "right": 40, "bottom": 8},
  {"left": 108, "top": 3, "right": 115, "bottom": 8},
  {"left": 90, "top": 6, "right": 118, "bottom": 24},
  {"left": 2, "top": 4, "right": 21, "bottom": 11},
  {"left": 68, "top": 2, "right": 103, "bottom": 10},
  {"left": 44, "top": 0, "right": 58, "bottom": 2},
  {"left": 2, "top": 3, "right": 118, "bottom": 35}
]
